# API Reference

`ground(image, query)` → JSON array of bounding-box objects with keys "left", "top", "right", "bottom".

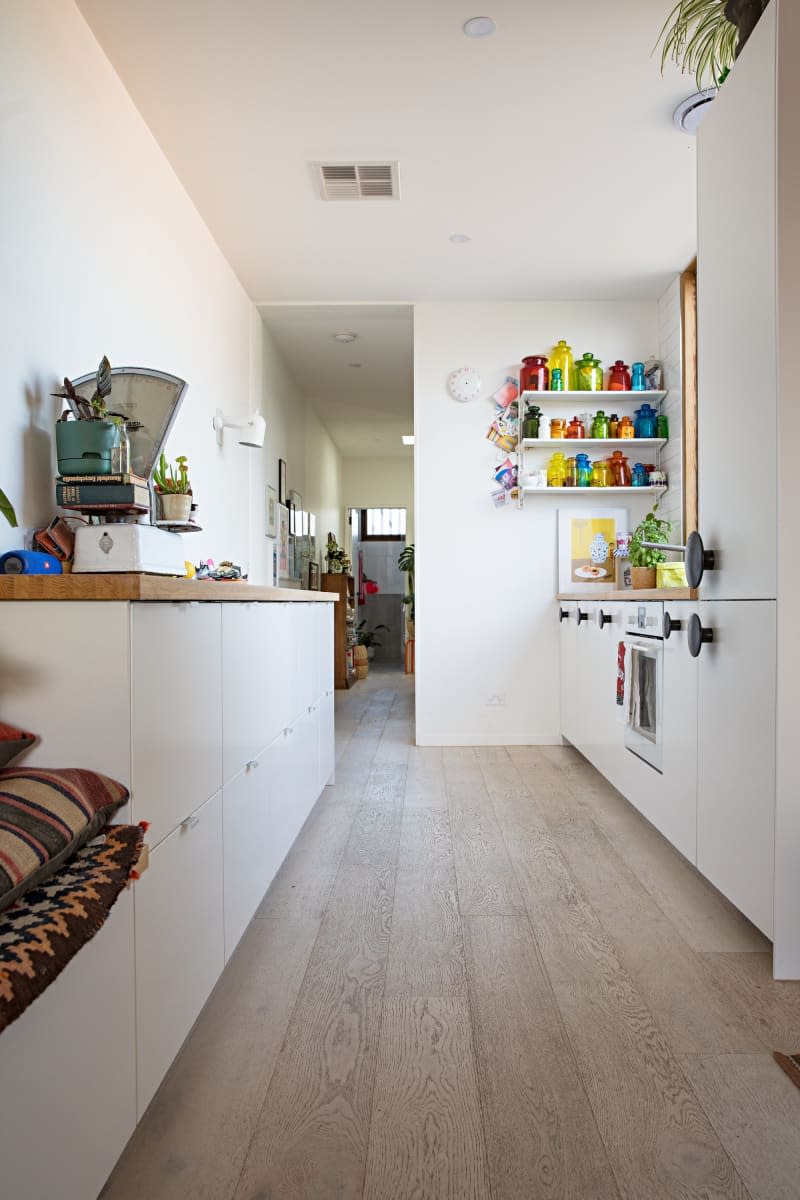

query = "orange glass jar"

[
  {"left": 609, "top": 450, "right": 632, "bottom": 486},
  {"left": 566, "top": 416, "right": 586, "bottom": 439},
  {"left": 617, "top": 415, "right": 635, "bottom": 439},
  {"left": 549, "top": 418, "right": 567, "bottom": 439}
]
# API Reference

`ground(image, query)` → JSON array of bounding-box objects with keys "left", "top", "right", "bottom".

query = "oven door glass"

[{"left": 625, "top": 640, "right": 663, "bottom": 772}]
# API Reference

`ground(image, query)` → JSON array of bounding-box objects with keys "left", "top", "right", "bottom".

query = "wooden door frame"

[{"left": 681, "top": 259, "right": 698, "bottom": 535}]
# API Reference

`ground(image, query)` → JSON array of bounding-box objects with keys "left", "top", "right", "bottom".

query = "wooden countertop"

[
  {"left": 0, "top": 574, "right": 336, "bottom": 602},
  {"left": 557, "top": 588, "right": 696, "bottom": 602}
]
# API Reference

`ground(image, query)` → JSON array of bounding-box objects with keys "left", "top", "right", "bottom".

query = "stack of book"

[{"left": 55, "top": 472, "right": 150, "bottom": 515}]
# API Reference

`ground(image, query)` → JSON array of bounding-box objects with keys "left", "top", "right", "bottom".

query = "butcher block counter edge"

[
  {"left": 0, "top": 574, "right": 337, "bottom": 602},
  {"left": 557, "top": 588, "right": 696, "bottom": 602}
]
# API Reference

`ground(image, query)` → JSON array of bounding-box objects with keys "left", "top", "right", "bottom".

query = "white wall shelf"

[
  {"left": 520, "top": 390, "right": 667, "bottom": 403},
  {"left": 521, "top": 485, "right": 668, "bottom": 496},
  {"left": 520, "top": 438, "right": 667, "bottom": 450}
]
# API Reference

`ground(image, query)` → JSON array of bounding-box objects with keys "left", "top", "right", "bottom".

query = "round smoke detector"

[{"left": 673, "top": 89, "right": 717, "bottom": 135}]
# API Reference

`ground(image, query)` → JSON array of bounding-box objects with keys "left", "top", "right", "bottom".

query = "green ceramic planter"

[{"left": 55, "top": 420, "right": 119, "bottom": 476}]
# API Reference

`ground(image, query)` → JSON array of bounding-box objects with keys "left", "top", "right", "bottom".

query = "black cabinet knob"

[
  {"left": 686, "top": 531, "right": 717, "bottom": 589},
  {"left": 577, "top": 609, "right": 588, "bottom": 625},
  {"left": 559, "top": 607, "right": 569, "bottom": 623},
  {"left": 688, "top": 612, "right": 714, "bottom": 658},
  {"left": 663, "top": 611, "right": 683, "bottom": 639},
  {"left": 598, "top": 609, "right": 612, "bottom": 628}
]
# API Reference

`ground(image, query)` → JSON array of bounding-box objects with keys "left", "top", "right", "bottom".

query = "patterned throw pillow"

[
  {"left": 0, "top": 768, "right": 129, "bottom": 914},
  {"left": 0, "top": 722, "right": 36, "bottom": 768}
]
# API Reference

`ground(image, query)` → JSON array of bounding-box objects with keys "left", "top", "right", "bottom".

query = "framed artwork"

[
  {"left": 289, "top": 490, "right": 303, "bottom": 535},
  {"left": 308, "top": 561, "right": 320, "bottom": 590},
  {"left": 266, "top": 485, "right": 277, "bottom": 538},
  {"left": 277, "top": 502, "right": 290, "bottom": 579},
  {"left": 557, "top": 508, "right": 629, "bottom": 593},
  {"left": 278, "top": 459, "right": 287, "bottom": 505}
]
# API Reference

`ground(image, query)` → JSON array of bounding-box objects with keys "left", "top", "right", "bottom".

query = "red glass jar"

[
  {"left": 566, "top": 416, "right": 586, "bottom": 439},
  {"left": 520, "top": 355, "right": 549, "bottom": 392},
  {"left": 608, "top": 360, "right": 632, "bottom": 391}
]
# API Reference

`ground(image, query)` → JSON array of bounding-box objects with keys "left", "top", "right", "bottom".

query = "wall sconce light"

[{"left": 212, "top": 409, "right": 266, "bottom": 448}]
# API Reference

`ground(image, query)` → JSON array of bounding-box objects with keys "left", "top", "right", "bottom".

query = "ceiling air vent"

[{"left": 315, "top": 162, "right": 399, "bottom": 201}]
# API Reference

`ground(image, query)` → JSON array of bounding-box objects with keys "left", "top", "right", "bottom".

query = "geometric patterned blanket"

[{"left": 0, "top": 824, "right": 144, "bottom": 1034}]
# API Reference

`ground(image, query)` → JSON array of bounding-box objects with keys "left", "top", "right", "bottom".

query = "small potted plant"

[
  {"left": 357, "top": 620, "right": 389, "bottom": 661},
  {"left": 54, "top": 356, "right": 129, "bottom": 476},
  {"left": 398, "top": 543, "right": 415, "bottom": 638},
  {"left": 629, "top": 509, "right": 673, "bottom": 589},
  {"left": 153, "top": 452, "right": 192, "bottom": 522}
]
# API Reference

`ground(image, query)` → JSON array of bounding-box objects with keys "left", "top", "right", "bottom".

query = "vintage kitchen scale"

[{"left": 62, "top": 366, "right": 194, "bottom": 575}]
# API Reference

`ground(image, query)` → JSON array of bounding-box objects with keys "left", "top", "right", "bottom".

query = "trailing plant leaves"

[{"left": 656, "top": 0, "right": 739, "bottom": 88}]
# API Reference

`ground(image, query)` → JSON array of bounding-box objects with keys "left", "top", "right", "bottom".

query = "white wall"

[
  {"left": 0, "top": 1, "right": 342, "bottom": 584},
  {"left": 413, "top": 301, "right": 660, "bottom": 745},
  {"left": 342, "top": 457, "right": 414, "bottom": 543}
]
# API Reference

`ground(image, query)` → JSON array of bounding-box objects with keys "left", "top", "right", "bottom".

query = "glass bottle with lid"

[
  {"left": 591, "top": 459, "right": 610, "bottom": 487},
  {"left": 520, "top": 355, "right": 549, "bottom": 392},
  {"left": 575, "top": 352, "right": 603, "bottom": 391},
  {"left": 608, "top": 359, "right": 632, "bottom": 391},
  {"left": 609, "top": 450, "right": 632, "bottom": 486},
  {"left": 521, "top": 402, "right": 542, "bottom": 439},
  {"left": 549, "top": 417, "right": 567, "bottom": 439},
  {"left": 631, "top": 361, "right": 647, "bottom": 391},
  {"left": 591, "top": 410, "right": 610, "bottom": 439},
  {"left": 567, "top": 416, "right": 586, "bottom": 439},
  {"left": 547, "top": 452, "right": 567, "bottom": 487},
  {"left": 617, "top": 415, "right": 635, "bottom": 439},
  {"left": 608, "top": 413, "right": 620, "bottom": 439},
  {"left": 634, "top": 403, "right": 658, "bottom": 438},
  {"left": 575, "top": 452, "right": 592, "bottom": 487},
  {"left": 549, "top": 340, "right": 575, "bottom": 391},
  {"left": 631, "top": 462, "right": 649, "bottom": 487},
  {"left": 550, "top": 366, "right": 564, "bottom": 392},
  {"left": 564, "top": 456, "right": 578, "bottom": 487}
]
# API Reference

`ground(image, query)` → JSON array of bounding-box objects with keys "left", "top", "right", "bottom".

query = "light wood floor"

[{"left": 102, "top": 667, "right": 800, "bottom": 1200}]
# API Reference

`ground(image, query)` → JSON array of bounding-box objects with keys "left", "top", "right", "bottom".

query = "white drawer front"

[
  {"left": 318, "top": 687, "right": 335, "bottom": 791},
  {"left": 134, "top": 790, "right": 224, "bottom": 1116},
  {"left": 132, "top": 603, "right": 222, "bottom": 845},
  {"left": 223, "top": 748, "right": 275, "bottom": 959},
  {"left": 222, "top": 603, "right": 273, "bottom": 782}
]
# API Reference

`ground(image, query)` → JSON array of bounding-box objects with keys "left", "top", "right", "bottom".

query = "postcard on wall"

[
  {"left": 277, "top": 502, "right": 290, "bottom": 579},
  {"left": 266, "top": 485, "right": 277, "bottom": 538},
  {"left": 557, "top": 508, "right": 629, "bottom": 593}
]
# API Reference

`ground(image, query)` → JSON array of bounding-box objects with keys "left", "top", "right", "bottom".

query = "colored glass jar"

[
  {"left": 591, "top": 460, "right": 610, "bottom": 487},
  {"left": 550, "top": 367, "right": 564, "bottom": 391},
  {"left": 565, "top": 456, "right": 578, "bottom": 487},
  {"left": 631, "top": 362, "right": 647, "bottom": 391},
  {"left": 617, "top": 415, "right": 635, "bottom": 439},
  {"left": 634, "top": 403, "right": 658, "bottom": 438},
  {"left": 575, "top": 452, "right": 592, "bottom": 487},
  {"left": 547, "top": 452, "right": 567, "bottom": 488},
  {"left": 549, "top": 340, "right": 574, "bottom": 391},
  {"left": 656, "top": 413, "right": 669, "bottom": 439},
  {"left": 566, "top": 416, "right": 586, "bottom": 439},
  {"left": 609, "top": 450, "right": 632, "bottom": 487},
  {"left": 520, "top": 355, "right": 549, "bottom": 393},
  {"left": 591, "top": 410, "right": 610, "bottom": 439},
  {"left": 575, "top": 352, "right": 603, "bottom": 391},
  {"left": 609, "top": 359, "right": 632, "bottom": 391},
  {"left": 631, "top": 462, "right": 649, "bottom": 487},
  {"left": 609, "top": 413, "right": 620, "bottom": 439},
  {"left": 549, "top": 417, "right": 567, "bottom": 439},
  {"left": 521, "top": 403, "right": 542, "bottom": 439}
]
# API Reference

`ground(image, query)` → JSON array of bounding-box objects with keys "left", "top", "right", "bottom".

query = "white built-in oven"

[{"left": 623, "top": 603, "right": 664, "bottom": 773}]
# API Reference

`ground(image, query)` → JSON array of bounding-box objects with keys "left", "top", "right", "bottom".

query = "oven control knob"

[
  {"left": 686, "top": 531, "right": 717, "bottom": 589},
  {"left": 576, "top": 608, "right": 588, "bottom": 625},
  {"left": 598, "top": 609, "right": 612, "bottom": 628},
  {"left": 663, "top": 611, "right": 683, "bottom": 639},
  {"left": 688, "top": 613, "right": 714, "bottom": 658},
  {"left": 559, "top": 607, "right": 569, "bottom": 623}
]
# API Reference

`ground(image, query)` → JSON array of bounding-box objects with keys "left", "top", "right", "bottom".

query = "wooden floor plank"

[
  {"left": 256, "top": 796, "right": 359, "bottom": 920},
  {"left": 464, "top": 913, "right": 620, "bottom": 1200},
  {"left": 449, "top": 801, "right": 526, "bottom": 917},
  {"left": 384, "top": 868, "right": 466, "bottom": 998},
  {"left": 363, "top": 997, "right": 490, "bottom": 1200},
  {"left": 342, "top": 802, "right": 403, "bottom": 870},
  {"left": 681, "top": 1053, "right": 800, "bottom": 1200},
  {"left": 398, "top": 807, "right": 454, "bottom": 872},
  {"left": 102, "top": 915, "right": 320, "bottom": 1200},
  {"left": 233, "top": 864, "right": 394, "bottom": 1200},
  {"left": 702, "top": 952, "right": 800, "bottom": 1051},
  {"left": 362, "top": 762, "right": 408, "bottom": 806}
]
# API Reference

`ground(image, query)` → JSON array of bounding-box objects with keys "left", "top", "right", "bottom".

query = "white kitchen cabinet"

[
  {"left": 319, "top": 686, "right": 335, "bottom": 791},
  {"left": 294, "top": 602, "right": 320, "bottom": 717},
  {"left": 135, "top": 790, "right": 225, "bottom": 1116},
  {"left": 319, "top": 602, "right": 335, "bottom": 698},
  {"left": 558, "top": 601, "right": 579, "bottom": 747},
  {"left": 657, "top": 601, "right": 698, "bottom": 863},
  {"left": 695, "top": 600, "right": 776, "bottom": 937},
  {"left": 0, "top": 892, "right": 136, "bottom": 1200},
  {"left": 586, "top": 600, "right": 626, "bottom": 781},
  {"left": 132, "top": 603, "right": 222, "bottom": 845},
  {"left": 222, "top": 602, "right": 274, "bottom": 783},
  {"left": 696, "top": 3, "right": 777, "bottom": 601},
  {"left": 222, "top": 749, "right": 273, "bottom": 959}
]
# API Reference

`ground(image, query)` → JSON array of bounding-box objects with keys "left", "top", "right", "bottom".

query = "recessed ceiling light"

[
  {"left": 402, "top": 435, "right": 415, "bottom": 446},
  {"left": 463, "top": 16, "right": 496, "bottom": 38},
  {"left": 349, "top": 362, "right": 363, "bottom": 368},
  {"left": 333, "top": 332, "right": 357, "bottom": 343},
  {"left": 449, "top": 233, "right": 472, "bottom": 244}
]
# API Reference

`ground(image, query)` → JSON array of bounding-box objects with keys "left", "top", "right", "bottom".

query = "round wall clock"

[{"left": 447, "top": 366, "right": 482, "bottom": 403}]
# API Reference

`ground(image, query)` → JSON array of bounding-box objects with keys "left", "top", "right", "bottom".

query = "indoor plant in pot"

[
  {"left": 398, "top": 543, "right": 415, "bottom": 638},
  {"left": 153, "top": 452, "right": 192, "bottom": 522},
  {"left": 54, "top": 355, "right": 127, "bottom": 477},
  {"left": 357, "top": 620, "right": 389, "bottom": 661},
  {"left": 629, "top": 509, "right": 673, "bottom": 589}
]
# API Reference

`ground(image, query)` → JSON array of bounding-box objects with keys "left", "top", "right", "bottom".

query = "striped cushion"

[
  {"left": 0, "top": 722, "right": 36, "bottom": 768},
  {"left": 0, "top": 768, "right": 128, "bottom": 914}
]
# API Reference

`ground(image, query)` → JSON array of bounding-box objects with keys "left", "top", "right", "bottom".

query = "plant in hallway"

[
  {"left": 629, "top": 508, "right": 673, "bottom": 589},
  {"left": 655, "top": 0, "right": 769, "bottom": 88},
  {"left": 0, "top": 488, "right": 17, "bottom": 527},
  {"left": 325, "top": 532, "right": 351, "bottom": 574},
  {"left": 398, "top": 543, "right": 415, "bottom": 637},
  {"left": 356, "top": 620, "right": 389, "bottom": 660}
]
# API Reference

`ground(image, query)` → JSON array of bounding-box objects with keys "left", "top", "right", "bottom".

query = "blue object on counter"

[
  {"left": 631, "top": 362, "right": 647, "bottom": 391},
  {"left": 634, "top": 402, "right": 658, "bottom": 438},
  {"left": 631, "top": 463, "right": 649, "bottom": 487},
  {"left": 0, "top": 550, "right": 63, "bottom": 575}
]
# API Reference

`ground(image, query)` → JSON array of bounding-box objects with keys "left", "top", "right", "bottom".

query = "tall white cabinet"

[{"left": 0, "top": 594, "right": 336, "bottom": 1199}]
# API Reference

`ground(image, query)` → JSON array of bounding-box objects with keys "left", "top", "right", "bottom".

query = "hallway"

[{"left": 102, "top": 667, "right": 800, "bottom": 1200}]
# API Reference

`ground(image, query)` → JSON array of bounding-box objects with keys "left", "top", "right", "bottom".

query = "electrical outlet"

[{"left": 486, "top": 693, "right": 506, "bottom": 707}]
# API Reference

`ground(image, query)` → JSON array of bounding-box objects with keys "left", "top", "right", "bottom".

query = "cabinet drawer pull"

[
  {"left": 308, "top": 704, "right": 316, "bottom": 713},
  {"left": 577, "top": 609, "right": 588, "bottom": 625},
  {"left": 180, "top": 814, "right": 200, "bottom": 832}
]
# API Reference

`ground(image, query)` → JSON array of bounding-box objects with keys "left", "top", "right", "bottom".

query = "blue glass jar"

[
  {"left": 631, "top": 362, "right": 647, "bottom": 391},
  {"left": 634, "top": 403, "right": 658, "bottom": 438},
  {"left": 631, "top": 462, "right": 649, "bottom": 487},
  {"left": 575, "top": 452, "right": 592, "bottom": 487}
]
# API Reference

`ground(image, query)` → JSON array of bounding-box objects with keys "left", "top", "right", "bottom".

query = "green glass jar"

[
  {"left": 591, "top": 410, "right": 610, "bottom": 439},
  {"left": 575, "top": 352, "right": 603, "bottom": 391}
]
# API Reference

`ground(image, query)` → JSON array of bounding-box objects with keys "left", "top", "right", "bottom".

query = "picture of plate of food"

[{"left": 574, "top": 564, "right": 609, "bottom": 580}]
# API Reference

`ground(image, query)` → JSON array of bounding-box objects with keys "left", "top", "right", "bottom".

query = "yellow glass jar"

[
  {"left": 591, "top": 460, "right": 610, "bottom": 487},
  {"left": 549, "top": 340, "right": 575, "bottom": 391},
  {"left": 547, "top": 452, "right": 567, "bottom": 488}
]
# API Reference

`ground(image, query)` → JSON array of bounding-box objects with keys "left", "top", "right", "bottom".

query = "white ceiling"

[{"left": 75, "top": 0, "right": 699, "bottom": 451}]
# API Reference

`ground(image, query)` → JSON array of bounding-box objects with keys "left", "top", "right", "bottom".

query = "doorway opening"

[{"left": 348, "top": 506, "right": 412, "bottom": 678}]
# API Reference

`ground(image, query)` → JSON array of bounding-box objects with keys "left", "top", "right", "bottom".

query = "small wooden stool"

[{"left": 404, "top": 637, "right": 415, "bottom": 675}]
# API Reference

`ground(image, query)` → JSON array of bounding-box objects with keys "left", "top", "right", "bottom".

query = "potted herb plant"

[
  {"left": 0, "top": 488, "right": 17, "bottom": 528},
  {"left": 54, "top": 356, "right": 128, "bottom": 477},
  {"left": 357, "top": 620, "right": 389, "bottom": 661},
  {"left": 656, "top": 0, "right": 769, "bottom": 88},
  {"left": 153, "top": 452, "right": 192, "bottom": 522},
  {"left": 398, "top": 543, "right": 415, "bottom": 638},
  {"left": 629, "top": 509, "right": 673, "bottom": 589}
]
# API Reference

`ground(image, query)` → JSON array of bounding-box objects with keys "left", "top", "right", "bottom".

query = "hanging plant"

[{"left": 656, "top": 0, "right": 739, "bottom": 88}]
